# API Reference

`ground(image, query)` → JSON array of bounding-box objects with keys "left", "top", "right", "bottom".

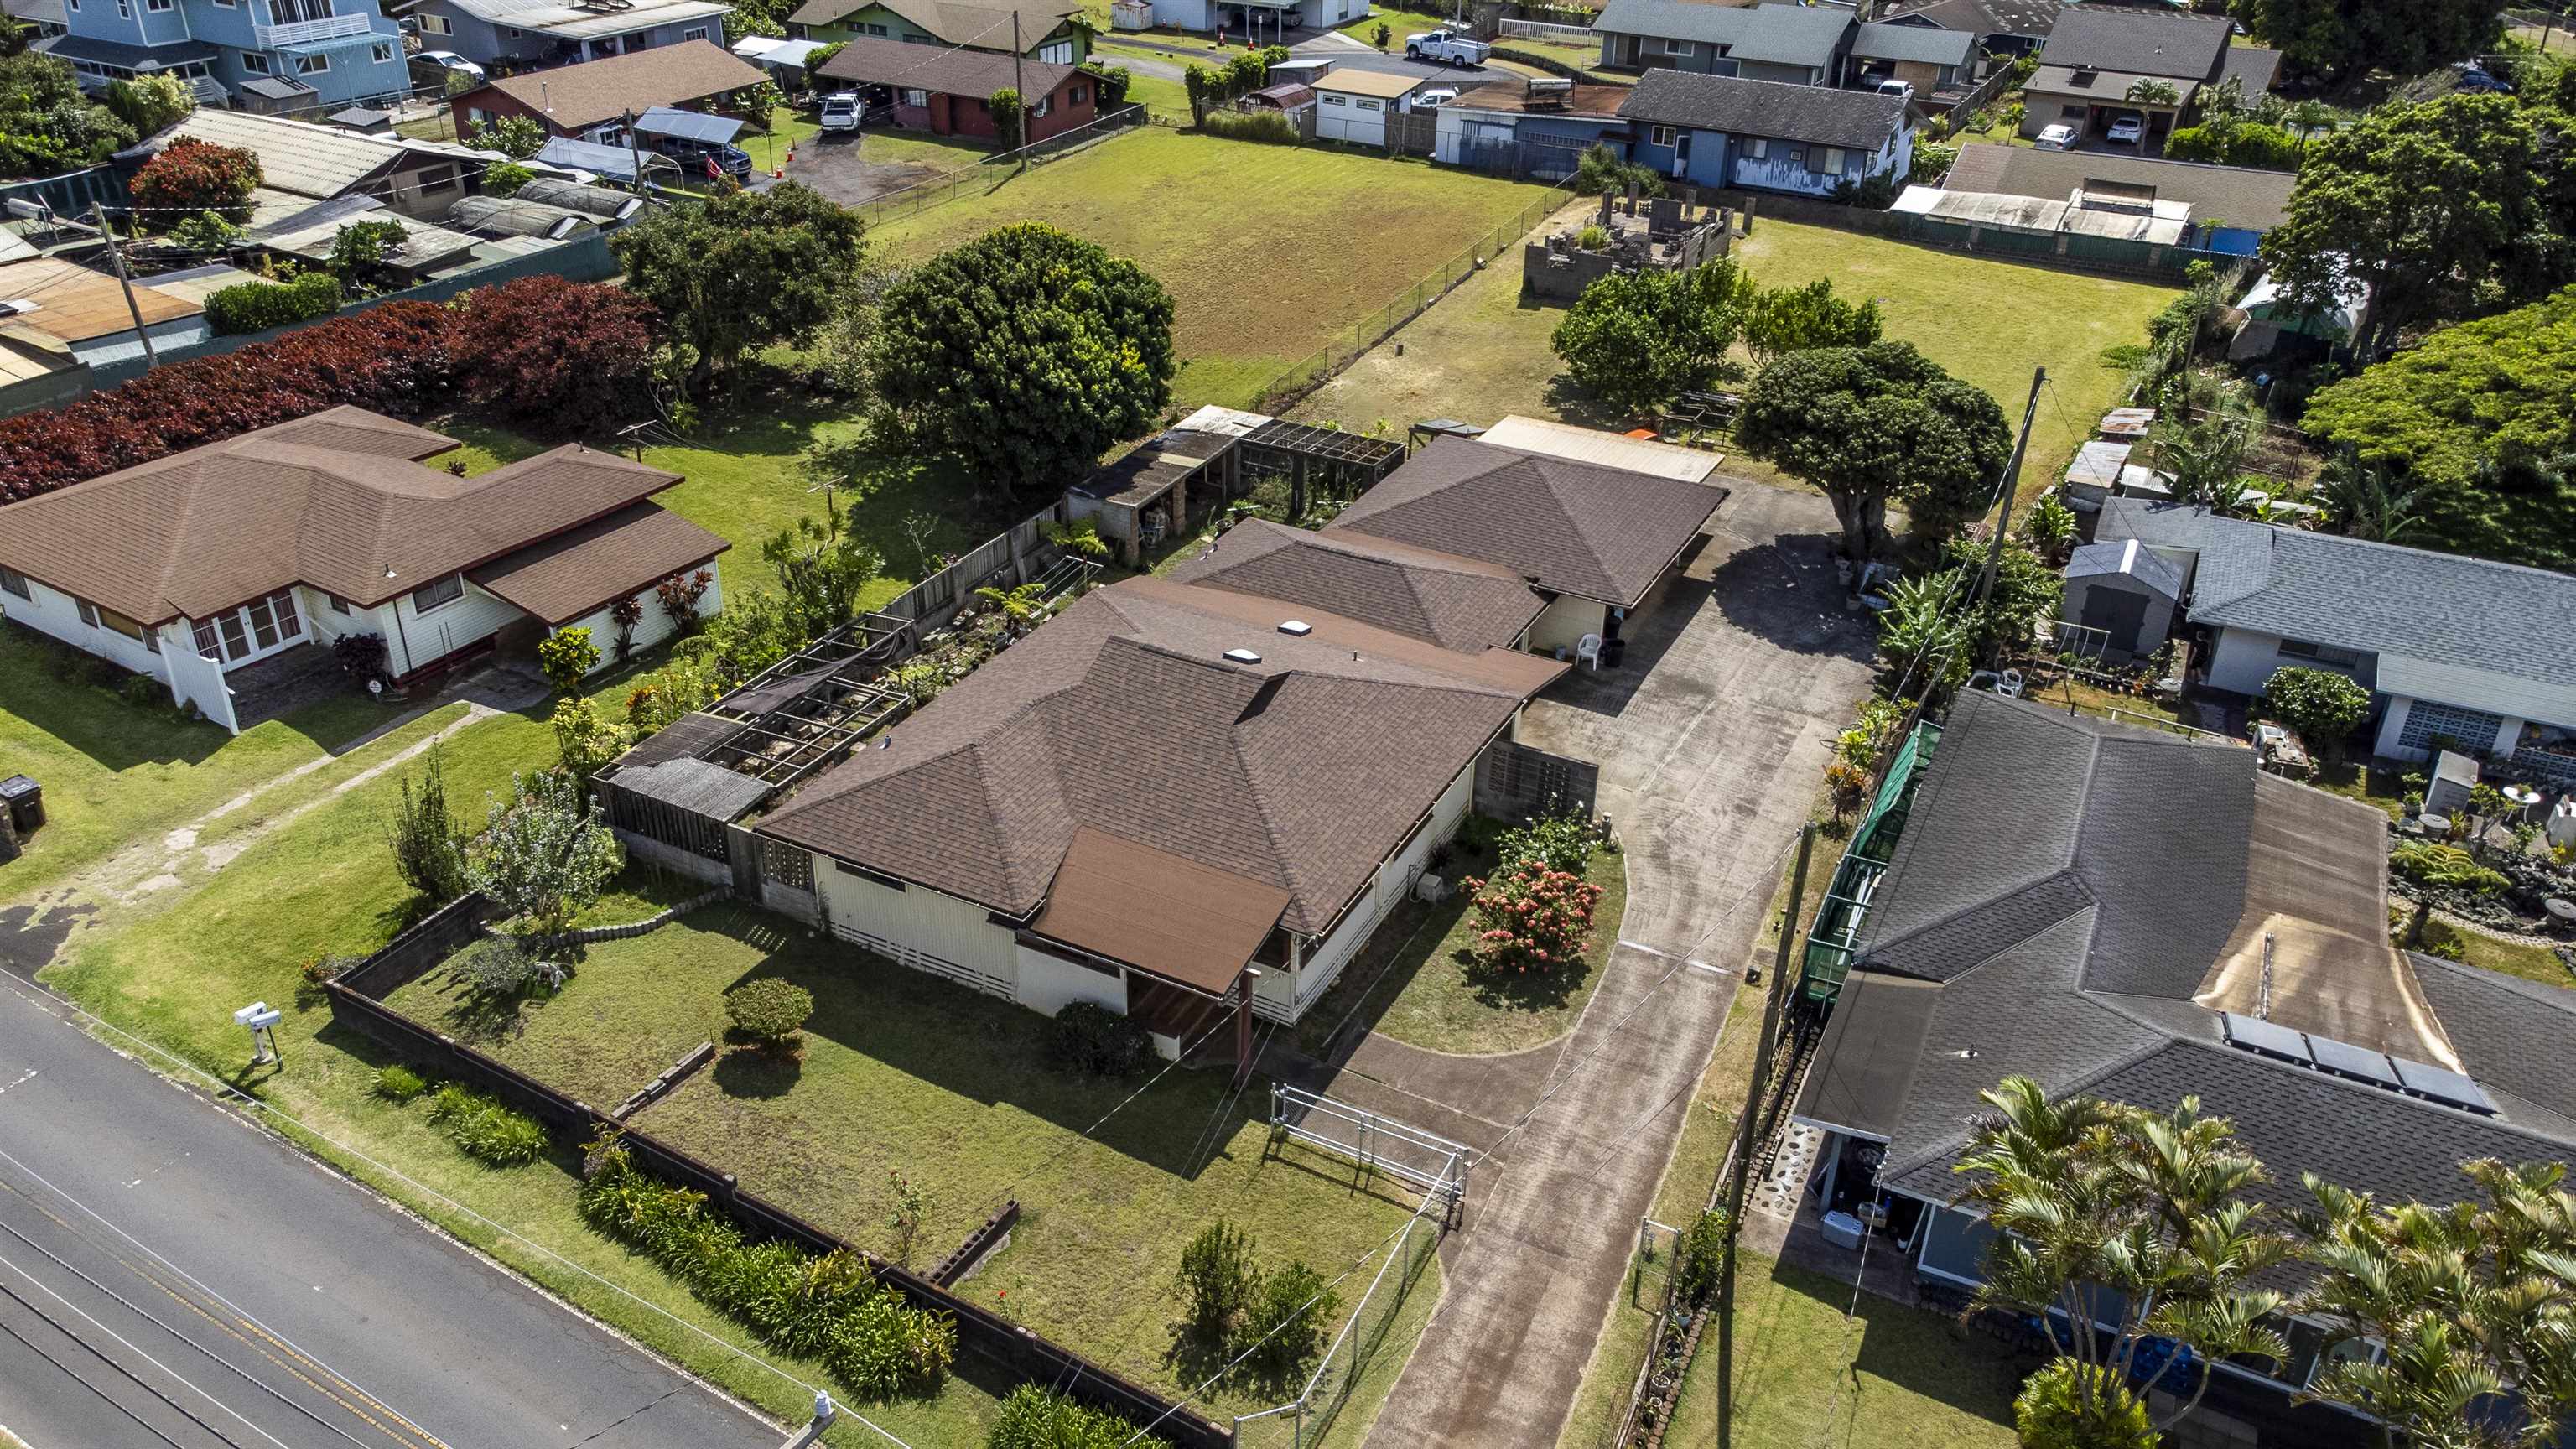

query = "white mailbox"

[{"left": 233, "top": 1001, "right": 283, "bottom": 1030}]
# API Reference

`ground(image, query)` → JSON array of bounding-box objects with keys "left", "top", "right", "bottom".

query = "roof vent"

[
  {"left": 0, "top": 299, "right": 38, "bottom": 316},
  {"left": 1223, "top": 647, "right": 1263, "bottom": 664},
  {"left": 1277, "top": 620, "right": 1312, "bottom": 636}
]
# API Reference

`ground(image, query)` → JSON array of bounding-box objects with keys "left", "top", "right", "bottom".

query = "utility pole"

[
  {"left": 1715, "top": 822, "right": 1815, "bottom": 1449},
  {"left": 91, "top": 203, "right": 158, "bottom": 371},
  {"left": 1011, "top": 13, "right": 1026, "bottom": 152},
  {"left": 1973, "top": 365, "right": 2046, "bottom": 615},
  {"left": 624, "top": 107, "right": 647, "bottom": 195}
]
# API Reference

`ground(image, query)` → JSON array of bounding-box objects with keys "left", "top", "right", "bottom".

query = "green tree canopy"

[
  {"left": 611, "top": 181, "right": 869, "bottom": 392},
  {"left": 1550, "top": 263, "right": 1755, "bottom": 418},
  {"left": 1734, "top": 340, "right": 2012, "bottom": 564},
  {"left": 2299, "top": 284, "right": 2576, "bottom": 570},
  {"left": 2231, "top": 0, "right": 2506, "bottom": 79},
  {"left": 869, "top": 221, "right": 1175, "bottom": 503},
  {"left": 467, "top": 114, "right": 548, "bottom": 160},
  {"left": 0, "top": 54, "right": 133, "bottom": 179},
  {"left": 1743, "top": 276, "right": 1883, "bottom": 368}
]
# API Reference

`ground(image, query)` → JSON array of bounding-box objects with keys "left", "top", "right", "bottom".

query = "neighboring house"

[
  {"left": 2017, "top": 6, "right": 2280, "bottom": 147},
  {"left": 1845, "top": 19, "right": 1973, "bottom": 91},
  {"left": 1593, "top": 0, "right": 1853, "bottom": 85},
  {"left": 1311, "top": 66, "right": 1437, "bottom": 146},
  {"left": 1145, "top": 0, "right": 1364, "bottom": 40},
  {"left": 532, "top": 135, "right": 684, "bottom": 187},
  {"left": 0, "top": 407, "right": 727, "bottom": 734},
  {"left": 38, "top": 0, "right": 412, "bottom": 111},
  {"left": 1618, "top": 69, "right": 1914, "bottom": 196},
  {"left": 397, "top": 0, "right": 732, "bottom": 68},
  {"left": 2096, "top": 497, "right": 2576, "bottom": 776},
  {"left": 787, "top": 0, "right": 1084, "bottom": 61},
  {"left": 1324, "top": 435, "right": 1727, "bottom": 656},
  {"left": 449, "top": 39, "right": 767, "bottom": 140},
  {"left": 127, "top": 107, "right": 511, "bottom": 227},
  {"left": 1432, "top": 78, "right": 1634, "bottom": 180},
  {"left": 751, "top": 574, "right": 1569, "bottom": 1043},
  {"left": 1790, "top": 691, "right": 2576, "bottom": 1415},
  {"left": 5, "top": 0, "right": 68, "bottom": 41},
  {"left": 1939, "top": 142, "right": 2297, "bottom": 253},
  {"left": 814, "top": 39, "right": 1094, "bottom": 142},
  {"left": 1874, "top": 0, "right": 2064, "bottom": 59},
  {"left": 0, "top": 253, "right": 206, "bottom": 367}
]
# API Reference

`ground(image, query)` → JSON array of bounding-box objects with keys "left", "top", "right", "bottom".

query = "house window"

[
  {"left": 1037, "top": 38, "right": 1072, "bottom": 63},
  {"left": 2060, "top": 104, "right": 2085, "bottom": 118},
  {"left": 1069, "top": 83, "right": 1085, "bottom": 104},
  {"left": 1815, "top": 145, "right": 1843, "bottom": 174},
  {"left": 75, "top": 598, "right": 98, "bottom": 627},
  {"left": 116, "top": 0, "right": 129, "bottom": 16},
  {"left": 1357, "top": 97, "right": 1382, "bottom": 111},
  {"left": 1743, "top": 136, "right": 1767, "bottom": 158},
  {"left": 190, "top": 590, "right": 304, "bottom": 663},
  {"left": 1649, "top": 123, "right": 1675, "bottom": 148},
  {"left": 1033, "top": 93, "right": 1051, "bottom": 117},
  {"left": 1655, "top": 38, "right": 1693, "bottom": 55},
  {"left": 419, "top": 11, "right": 449, "bottom": 32},
  {"left": 1322, "top": 92, "right": 1345, "bottom": 105},
  {"left": 371, "top": 42, "right": 393, "bottom": 61},
  {"left": 242, "top": 50, "right": 271, "bottom": 72},
  {"left": 415, "top": 163, "right": 459, "bottom": 193},
  {"left": 295, "top": 51, "right": 330, "bottom": 74},
  {"left": 325, "top": 592, "right": 351, "bottom": 615},
  {"left": 147, "top": 0, "right": 173, "bottom": 12},
  {"left": 682, "top": 24, "right": 706, "bottom": 39},
  {"left": 863, "top": 21, "right": 887, "bottom": 34},
  {"left": 0, "top": 566, "right": 27, "bottom": 600},
  {"left": 191, "top": 619, "right": 220, "bottom": 657},
  {"left": 901, "top": 86, "right": 927, "bottom": 106},
  {"left": 2277, "top": 637, "right": 2364, "bottom": 669},
  {"left": 213, "top": 0, "right": 234, "bottom": 8},
  {"left": 411, "top": 574, "right": 464, "bottom": 613}
]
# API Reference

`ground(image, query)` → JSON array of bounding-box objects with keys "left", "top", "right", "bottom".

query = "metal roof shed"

[{"left": 632, "top": 106, "right": 746, "bottom": 144}]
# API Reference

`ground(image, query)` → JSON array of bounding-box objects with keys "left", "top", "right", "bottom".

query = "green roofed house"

[{"left": 787, "top": 0, "right": 1088, "bottom": 63}]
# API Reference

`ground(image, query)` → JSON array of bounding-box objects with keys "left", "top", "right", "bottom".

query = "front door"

[{"left": 2078, "top": 586, "right": 2149, "bottom": 655}]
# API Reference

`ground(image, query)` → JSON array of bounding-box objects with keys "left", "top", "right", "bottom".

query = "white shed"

[{"left": 1313, "top": 67, "right": 1430, "bottom": 146}]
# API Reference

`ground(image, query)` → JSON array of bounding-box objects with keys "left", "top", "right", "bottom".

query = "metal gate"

[{"left": 1270, "top": 1083, "right": 1469, "bottom": 1207}]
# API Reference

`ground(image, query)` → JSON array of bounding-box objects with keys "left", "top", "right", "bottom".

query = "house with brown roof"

[
  {"left": 787, "top": 0, "right": 1087, "bottom": 63},
  {"left": 0, "top": 408, "right": 727, "bottom": 733},
  {"left": 448, "top": 39, "right": 768, "bottom": 142},
  {"left": 813, "top": 37, "right": 1096, "bottom": 142}
]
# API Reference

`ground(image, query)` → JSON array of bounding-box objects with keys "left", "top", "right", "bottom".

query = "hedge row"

[
  {"left": 577, "top": 1143, "right": 958, "bottom": 1397},
  {"left": 989, "top": 1384, "right": 1173, "bottom": 1449},
  {"left": 205, "top": 272, "right": 345, "bottom": 336}
]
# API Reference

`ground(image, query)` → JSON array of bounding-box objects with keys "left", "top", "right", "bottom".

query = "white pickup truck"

[{"left": 1405, "top": 29, "right": 1490, "bottom": 65}]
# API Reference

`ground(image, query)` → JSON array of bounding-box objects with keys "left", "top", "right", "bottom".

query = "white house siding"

[
  {"left": 1316, "top": 91, "right": 1390, "bottom": 146},
  {"left": 2376, "top": 654, "right": 2576, "bottom": 748},
  {"left": 1014, "top": 943, "right": 1129, "bottom": 1017},
  {"left": 1527, "top": 592, "right": 1610, "bottom": 656},
  {"left": 160, "top": 626, "right": 239, "bottom": 731},
  {"left": 812, "top": 857, "right": 1020, "bottom": 1000},
  {"left": 551, "top": 566, "right": 726, "bottom": 673},
  {"left": 381, "top": 576, "right": 522, "bottom": 678},
  {"left": 1150, "top": 0, "right": 1211, "bottom": 27},
  {"left": 1273, "top": 761, "right": 1474, "bottom": 1023},
  {"left": 3, "top": 574, "right": 172, "bottom": 686}
]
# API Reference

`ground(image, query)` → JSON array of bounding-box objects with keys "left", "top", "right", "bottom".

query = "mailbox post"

[{"left": 234, "top": 1001, "right": 284, "bottom": 1067}]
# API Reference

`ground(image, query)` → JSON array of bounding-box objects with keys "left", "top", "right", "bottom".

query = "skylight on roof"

[{"left": 1223, "top": 647, "right": 1263, "bottom": 664}]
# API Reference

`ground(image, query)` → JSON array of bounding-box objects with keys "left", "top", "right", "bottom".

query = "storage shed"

[{"left": 2060, "top": 538, "right": 2181, "bottom": 661}]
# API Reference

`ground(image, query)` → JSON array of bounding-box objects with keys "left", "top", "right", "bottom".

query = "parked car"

[
  {"left": 2034, "top": 122, "right": 2077, "bottom": 149},
  {"left": 2105, "top": 112, "right": 2144, "bottom": 143},
  {"left": 411, "top": 49, "right": 485, "bottom": 83},
  {"left": 2456, "top": 64, "right": 2515, "bottom": 93},
  {"left": 1413, "top": 86, "right": 1460, "bottom": 107},
  {"left": 818, "top": 91, "right": 861, "bottom": 132},
  {"left": 1405, "top": 29, "right": 1490, "bottom": 65},
  {"left": 1871, "top": 77, "right": 1914, "bottom": 100},
  {"left": 648, "top": 132, "right": 755, "bottom": 180}
]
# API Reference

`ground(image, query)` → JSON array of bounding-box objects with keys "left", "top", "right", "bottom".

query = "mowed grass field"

[
  {"left": 1297, "top": 210, "right": 2179, "bottom": 501},
  {"left": 869, "top": 129, "right": 1558, "bottom": 408}
]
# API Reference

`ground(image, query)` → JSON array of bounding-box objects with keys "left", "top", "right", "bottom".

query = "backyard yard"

[
  {"left": 1295, "top": 211, "right": 2178, "bottom": 503},
  {"left": 867, "top": 129, "right": 1559, "bottom": 408}
]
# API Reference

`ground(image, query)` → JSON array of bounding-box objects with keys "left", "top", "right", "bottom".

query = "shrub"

[
  {"left": 1049, "top": 1000, "right": 1153, "bottom": 1077},
  {"left": 2262, "top": 667, "right": 2371, "bottom": 749},
  {"left": 656, "top": 569, "right": 713, "bottom": 636},
  {"left": 1495, "top": 812, "right": 1597, "bottom": 875},
  {"left": 1174, "top": 1219, "right": 1259, "bottom": 1342},
  {"left": 104, "top": 74, "right": 194, "bottom": 136},
  {"left": 1202, "top": 108, "right": 1299, "bottom": 145},
  {"left": 1084, "top": 63, "right": 1132, "bottom": 106},
  {"left": 2391, "top": 841, "right": 2509, "bottom": 896},
  {"left": 388, "top": 743, "right": 470, "bottom": 906},
  {"left": 2014, "top": 1359, "right": 2155, "bottom": 1449},
  {"left": 449, "top": 275, "right": 659, "bottom": 434},
  {"left": 1463, "top": 860, "right": 1603, "bottom": 976},
  {"left": 373, "top": 1064, "right": 429, "bottom": 1102},
  {"left": 1675, "top": 1208, "right": 1728, "bottom": 1305},
  {"left": 1238, "top": 1260, "right": 1337, "bottom": 1377},
  {"left": 988, "top": 1385, "right": 1172, "bottom": 1449},
  {"left": 454, "top": 937, "right": 538, "bottom": 996},
  {"left": 552, "top": 696, "right": 633, "bottom": 787},
  {"left": 724, "top": 978, "right": 814, "bottom": 1051},
  {"left": 536, "top": 626, "right": 600, "bottom": 694},
  {"left": 482, "top": 161, "right": 533, "bottom": 197},
  {"left": 823, "top": 1286, "right": 958, "bottom": 1395},
  {"left": 204, "top": 272, "right": 344, "bottom": 336},
  {"left": 130, "top": 138, "right": 262, "bottom": 221},
  {"left": 467, "top": 114, "right": 547, "bottom": 159},
  {"left": 167, "top": 210, "right": 242, "bottom": 252},
  {"left": 428, "top": 1085, "right": 549, "bottom": 1165},
  {"left": 470, "top": 770, "right": 623, "bottom": 937},
  {"left": 1576, "top": 224, "right": 1609, "bottom": 251}
]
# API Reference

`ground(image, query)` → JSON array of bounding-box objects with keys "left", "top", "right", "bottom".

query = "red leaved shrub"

[
  {"left": 1463, "top": 861, "right": 1604, "bottom": 977},
  {"left": 449, "top": 275, "right": 658, "bottom": 435},
  {"left": 129, "top": 138, "right": 264, "bottom": 222}
]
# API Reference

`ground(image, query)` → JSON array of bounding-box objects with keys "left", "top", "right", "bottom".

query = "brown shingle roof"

[
  {"left": 815, "top": 35, "right": 1079, "bottom": 99},
  {"left": 457, "top": 41, "right": 766, "bottom": 132},
  {"left": 1029, "top": 828, "right": 1290, "bottom": 993},
  {"left": 1169, "top": 517, "right": 1546, "bottom": 653},
  {"left": 756, "top": 576, "right": 1545, "bottom": 937},
  {"left": 1326, "top": 437, "right": 1727, "bottom": 607},
  {"left": 0, "top": 407, "right": 686, "bottom": 625},
  {"left": 467, "top": 503, "right": 729, "bottom": 626}
]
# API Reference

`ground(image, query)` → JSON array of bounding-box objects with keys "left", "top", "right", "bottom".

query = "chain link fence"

[
  {"left": 1233, "top": 1202, "right": 1446, "bottom": 1449},
  {"left": 852, "top": 105, "right": 1167, "bottom": 226}
]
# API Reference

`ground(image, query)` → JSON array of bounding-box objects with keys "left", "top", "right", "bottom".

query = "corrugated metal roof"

[{"left": 1477, "top": 415, "right": 1721, "bottom": 484}]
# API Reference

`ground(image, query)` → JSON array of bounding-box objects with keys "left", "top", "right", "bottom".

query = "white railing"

[
  {"left": 255, "top": 12, "right": 372, "bottom": 46},
  {"left": 1498, "top": 17, "right": 1593, "bottom": 40},
  {"left": 1270, "top": 1083, "right": 1469, "bottom": 1207}
]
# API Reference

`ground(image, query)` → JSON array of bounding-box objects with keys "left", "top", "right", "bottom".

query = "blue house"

[
  {"left": 400, "top": 0, "right": 735, "bottom": 70},
  {"left": 1617, "top": 70, "right": 1912, "bottom": 198},
  {"left": 39, "top": 0, "right": 410, "bottom": 111}
]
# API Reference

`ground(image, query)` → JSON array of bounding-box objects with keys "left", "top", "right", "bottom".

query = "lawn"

[
  {"left": 2418, "top": 915, "right": 2576, "bottom": 989},
  {"left": 868, "top": 128, "right": 1558, "bottom": 408},
  {"left": 1297, "top": 818, "right": 1629, "bottom": 1056},
  {"left": 1296, "top": 213, "right": 2178, "bottom": 504},
  {"left": 390, "top": 903, "right": 1426, "bottom": 1417}
]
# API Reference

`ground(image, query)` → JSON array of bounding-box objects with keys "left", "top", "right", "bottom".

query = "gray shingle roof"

[
  {"left": 1851, "top": 19, "right": 1975, "bottom": 65},
  {"left": 1728, "top": 3, "right": 1852, "bottom": 66},
  {"left": 2033, "top": 5, "right": 2231, "bottom": 80},
  {"left": 1618, "top": 68, "right": 1909, "bottom": 151},
  {"left": 1878, "top": 0, "right": 2069, "bottom": 41},
  {"left": 1592, "top": 0, "right": 1850, "bottom": 63},
  {"left": 2215, "top": 42, "right": 2282, "bottom": 96},
  {"left": 2067, "top": 538, "right": 2183, "bottom": 598},
  {"left": 1167, "top": 518, "right": 1546, "bottom": 654},
  {"left": 2099, "top": 500, "right": 2576, "bottom": 691},
  {"left": 1940, "top": 143, "right": 2298, "bottom": 231},
  {"left": 1592, "top": 0, "right": 1761, "bottom": 46}
]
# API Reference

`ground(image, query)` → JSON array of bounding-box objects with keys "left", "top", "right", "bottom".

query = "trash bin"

[
  {"left": 1602, "top": 637, "right": 1627, "bottom": 668},
  {"left": 0, "top": 775, "right": 41, "bottom": 834}
]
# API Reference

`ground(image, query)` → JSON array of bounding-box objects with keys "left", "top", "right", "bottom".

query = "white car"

[
  {"left": 412, "top": 49, "right": 485, "bottom": 83},
  {"left": 1412, "top": 86, "right": 1459, "bottom": 107},
  {"left": 2105, "top": 112, "right": 2145, "bottom": 144},
  {"left": 2034, "top": 123, "right": 2077, "bottom": 149},
  {"left": 818, "top": 91, "right": 861, "bottom": 132},
  {"left": 1871, "top": 77, "right": 1914, "bottom": 100}
]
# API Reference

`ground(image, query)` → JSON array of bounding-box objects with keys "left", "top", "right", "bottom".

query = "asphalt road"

[{"left": 0, "top": 976, "right": 781, "bottom": 1449}]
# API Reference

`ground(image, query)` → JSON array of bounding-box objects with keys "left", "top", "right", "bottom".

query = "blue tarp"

[{"left": 632, "top": 106, "right": 745, "bottom": 144}]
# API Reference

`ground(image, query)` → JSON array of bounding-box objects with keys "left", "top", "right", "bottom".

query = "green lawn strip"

[
  {"left": 179, "top": 703, "right": 474, "bottom": 864},
  {"left": 744, "top": 106, "right": 823, "bottom": 173},
  {"left": 2419, "top": 916, "right": 2575, "bottom": 989},
  {"left": 870, "top": 130, "right": 1554, "bottom": 408},
  {"left": 1298, "top": 823, "right": 1628, "bottom": 1056},
  {"left": 2309, "top": 758, "right": 2411, "bottom": 822},
  {"left": 1334, "top": 7, "right": 1455, "bottom": 44}
]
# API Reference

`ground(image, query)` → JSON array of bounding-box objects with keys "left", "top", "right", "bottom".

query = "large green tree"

[
  {"left": 2261, "top": 94, "right": 2544, "bottom": 358},
  {"left": 1743, "top": 277, "right": 1883, "bottom": 369},
  {"left": 870, "top": 221, "right": 1174, "bottom": 503},
  {"left": 1734, "top": 340, "right": 2012, "bottom": 564},
  {"left": 611, "top": 181, "right": 869, "bottom": 392},
  {"left": 2230, "top": 0, "right": 2505, "bottom": 80},
  {"left": 2299, "top": 284, "right": 2576, "bottom": 570},
  {"left": 1549, "top": 262, "right": 1754, "bottom": 418},
  {"left": 0, "top": 53, "right": 135, "bottom": 178}
]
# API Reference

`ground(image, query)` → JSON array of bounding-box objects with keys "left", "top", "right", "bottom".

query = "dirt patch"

[{"left": 792, "top": 134, "right": 969, "bottom": 206}]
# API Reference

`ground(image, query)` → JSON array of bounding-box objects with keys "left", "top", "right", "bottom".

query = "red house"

[{"left": 815, "top": 37, "right": 1096, "bottom": 143}]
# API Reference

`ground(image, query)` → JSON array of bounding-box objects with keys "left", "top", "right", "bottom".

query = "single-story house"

[
  {"left": 1592, "top": 0, "right": 1852, "bottom": 84},
  {"left": 814, "top": 39, "right": 1095, "bottom": 143},
  {"left": 750, "top": 573, "right": 1568, "bottom": 1045},
  {"left": 1432, "top": 78, "right": 1634, "bottom": 180},
  {"left": 1894, "top": 178, "right": 2193, "bottom": 247},
  {"left": 1618, "top": 70, "right": 1914, "bottom": 197},
  {"left": 1145, "top": 0, "right": 1366, "bottom": 41},
  {"left": 0, "top": 407, "right": 727, "bottom": 733},
  {"left": 396, "top": 0, "right": 731, "bottom": 68},
  {"left": 1312, "top": 66, "right": 1439, "bottom": 147},
  {"left": 1790, "top": 690, "right": 2576, "bottom": 1414},
  {"left": 2017, "top": 8, "right": 2280, "bottom": 148},
  {"left": 449, "top": 40, "right": 768, "bottom": 143},
  {"left": 2058, "top": 537, "right": 2183, "bottom": 659},
  {"left": 1940, "top": 142, "right": 2297, "bottom": 253},
  {"left": 731, "top": 34, "right": 839, "bottom": 86},
  {"left": 1324, "top": 435, "right": 1727, "bottom": 657},
  {"left": 1845, "top": 20, "right": 1974, "bottom": 91},
  {"left": 127, "top": 108, "right": 515, "bottom": 228},
  {"left": 1874, "top": 0, "right": 2064, "bottom": 59},
  {"left": 787, "top": 0, "right": 1086, "bottom": 62},
  {"left": 2096, "top": 496, "right": 2576, "bottom": 776}
]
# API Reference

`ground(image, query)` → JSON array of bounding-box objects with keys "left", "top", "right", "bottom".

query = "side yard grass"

[
  {"left": 2418, "top": 915, "right": 2576, "bottom": 989},
  {"left": 869, "top": 129, "right": 1556, "bottom": 408}
]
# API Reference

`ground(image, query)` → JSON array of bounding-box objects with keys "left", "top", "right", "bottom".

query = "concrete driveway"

[
  {"left": 1291, "top": 29, "right": 1505, "bottom": 84},
  {"left": 1345, "top": 480, "right": 1878, "bottom": 1449}
]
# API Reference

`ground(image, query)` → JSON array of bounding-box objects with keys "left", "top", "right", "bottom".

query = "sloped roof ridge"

[
  {"left": 1867, "top": 864, "right": 2099, "bottom": 970},
  {"left": 1883, "top": 996, "right": 2175, "bottom": 1182}
]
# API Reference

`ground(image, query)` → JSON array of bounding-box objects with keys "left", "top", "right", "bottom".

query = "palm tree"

[
  {"left": 2125, "top": 79, "right": 2181, "bottom": 153},
  {"left": 2319, "top": 452, "right": 2425, "bottom": 543},
  {"left": 2286, "top": 99, "right": 2335, "bottom": 153},
  {"left": 2156, "top": 413, "right": 2256, "bottom": 512}
]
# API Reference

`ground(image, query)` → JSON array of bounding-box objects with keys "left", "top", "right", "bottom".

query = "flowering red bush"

[
  {"left": 129, "top": 138, "right": 263, "bottom": 222},
  {"left": 1463, "top": 860, "right": 1603, "bottom": 976},
  {"left": 449, "top": 275, "right": 659, "bottom": 435}
]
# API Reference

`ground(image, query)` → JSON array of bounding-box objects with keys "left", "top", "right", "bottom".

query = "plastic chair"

[
  {"left": 1575, "top": 633, "right": 1603, "bottom": 670},
  {"left": 2001, "top": 668, "right": 2025, "bottom": 697}
]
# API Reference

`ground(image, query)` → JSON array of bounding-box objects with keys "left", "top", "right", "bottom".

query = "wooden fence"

[{"left": 874, "top": 500, "right": 1068, "bottom": 636}]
